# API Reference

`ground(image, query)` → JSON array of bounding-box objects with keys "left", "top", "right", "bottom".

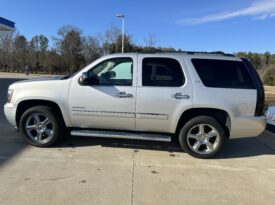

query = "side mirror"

[{"left": 78, "top": 72, "right": 89, "bottom": 86}]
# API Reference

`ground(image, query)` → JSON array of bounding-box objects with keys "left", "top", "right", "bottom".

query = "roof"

[
  {"left": 104, "top": 52, "right": 240, "bottom": 62},
  {"left": 136, "top": 51, "right": 235, "bottom": 57},
  {"left": 0, "top": 17, "right": 15, "bottom": 31},
  {"left": 105, "top": 51, "right": 237, "bottom": 60}
]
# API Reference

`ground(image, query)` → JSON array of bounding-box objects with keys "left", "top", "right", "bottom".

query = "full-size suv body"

[{"left": 4, "top": 52, "right": 266, "bottom": 158}]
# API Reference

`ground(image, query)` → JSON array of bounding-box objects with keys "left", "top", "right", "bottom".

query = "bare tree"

[
  {"left": 114, "top": 34, "right": 134, "bottom": 53},
  {"left": 29, "top": 35, "right": 39, "bottom": 72},
  {"left": 13, "top": 34, "right": 28, "bottom": 71},
  {"left": 82, "top": 36, "right": 102, "bottom": 63},
  {"left": 99, "top": 25, "right": 120, "bottom": 54},
  {"left": 0, "top": 30, "right": 17, "bottom": 71},
  {"left": 47, "top": 48, "right": 64, "bottom": 74},
  {"left": 39, "top": 35, "right": 49, "bottom": 71},
  {"left": 144, "top": 33, "right": 157, "bottom": 47},
  {"left": 55, "top": 25, "right": 83, "bottom": 73}
]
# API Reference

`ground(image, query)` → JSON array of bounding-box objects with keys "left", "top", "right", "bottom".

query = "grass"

[{"left": 264, "top": 86, "right": 275, "bottom": 106}]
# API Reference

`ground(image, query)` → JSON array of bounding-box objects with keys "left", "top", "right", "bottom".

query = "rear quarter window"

[{"left": 192, "top": 59, "right": 255, "bottom": 89}]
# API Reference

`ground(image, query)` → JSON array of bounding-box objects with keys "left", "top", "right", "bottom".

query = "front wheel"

[
  {"left": 178, "top": 116, "right": 226, "bottom": 159},
  {"left": 19, "top": 106, "right": 64, "bottom": 147}
]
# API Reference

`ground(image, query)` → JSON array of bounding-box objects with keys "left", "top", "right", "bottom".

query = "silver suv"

[{"left": 4, "top": 52, "right": 266, "bottom": 158}]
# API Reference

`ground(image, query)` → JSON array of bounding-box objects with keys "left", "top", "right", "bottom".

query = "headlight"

[{"left": 7, "top": 89, "right": 14, "bottom": 103}]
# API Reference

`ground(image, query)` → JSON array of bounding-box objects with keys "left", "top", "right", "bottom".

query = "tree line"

[
  {"left": 0, "top": 25, "right": 275, "bottom": 85},
  {"left": 0, "top": 25, "right": 175, "bottom": 74},
  {"left": 235, "top": 52, "right": 275, "bottom": 85}
]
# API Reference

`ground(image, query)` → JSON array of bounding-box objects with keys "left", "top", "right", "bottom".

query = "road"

[{"left": 0, "top": 77, "right": 275, "bottom": 205}]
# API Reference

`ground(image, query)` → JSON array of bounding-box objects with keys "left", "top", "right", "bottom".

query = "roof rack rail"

[
  {"left": 137, "top": 51, "right": 235, "bottom": 57},
  {"left": 183, "top": 51, "right": 235, "bottom": 57}
]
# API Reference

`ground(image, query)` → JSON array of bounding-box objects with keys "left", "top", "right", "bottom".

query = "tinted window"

[
  {"left": 142, "top": 58, "right": 184, "bottom": 87},
  {"left": 192, "top": 59, "right": 255, "bottom": 89},
  {"left": 88, "top": 58, "right": 133, "bottom": 86}
]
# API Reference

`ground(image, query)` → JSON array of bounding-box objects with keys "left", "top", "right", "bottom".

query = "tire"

[
  {"left": 19, "top": 106, "right": 64, "bottom": 147},
  {"left": 178, "top": 116, "right": 226, "bottom": 159}
]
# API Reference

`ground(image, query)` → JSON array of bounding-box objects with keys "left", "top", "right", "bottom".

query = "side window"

[
  {"left": 191, "top": 59, "right": 255, "bottom": 89},
  {"left": 142, "top": 58, "right": 185, "bottom": 87},
  {"left": 88, "top": 58, "right": 133, "bottom": 86}
]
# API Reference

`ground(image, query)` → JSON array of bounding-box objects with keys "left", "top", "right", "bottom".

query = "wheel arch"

[
  {"left": 16, "top": 99, "right": 68, "bottom": 128},
  {"left": 175, "top": 108, "right": 231, "bottom": 138}
]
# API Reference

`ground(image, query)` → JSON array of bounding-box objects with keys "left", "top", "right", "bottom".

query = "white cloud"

[
  {"left": 177, "top": 0, "right": 275, "bottom": 25},
  {"left": 254, "top": 14, "right": 268, "bottom": 19}
]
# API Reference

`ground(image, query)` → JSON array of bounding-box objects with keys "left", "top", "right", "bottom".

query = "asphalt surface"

[
  {"left": 0, "top": 78, "right": 26, "bottom": 168},
  {"left": 0, "top": 77, "right": 275, "bottom": 205}
]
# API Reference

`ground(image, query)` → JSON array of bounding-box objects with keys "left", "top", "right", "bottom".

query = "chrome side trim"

[
  {"left": 72, "top": 109, "right": 168, "bottom": 120},
  {"left": 72, "top": 110, "right": 135, "bottom": 118},
  {"left": 70, "top": 130, "right": 171, "bottom": 142},
  {"left": 137, "top": 113, "right": 168, "bottom": 120}
]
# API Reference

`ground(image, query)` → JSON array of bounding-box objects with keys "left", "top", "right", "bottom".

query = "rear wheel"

[
  {"left": 178, "top": 116, "right": 226, "bottom": 158},
  {"left": 19, "top": 106, "right": 64, "bottom": 147}
]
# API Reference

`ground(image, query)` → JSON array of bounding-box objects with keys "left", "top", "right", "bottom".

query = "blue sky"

[{"left": 1, "top": 0, "right": 275, "bottom": 53}]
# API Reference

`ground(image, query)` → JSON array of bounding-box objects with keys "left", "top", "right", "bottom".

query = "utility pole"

[{"left": 116, "top": 14, "right": 125, "bottom": 53}]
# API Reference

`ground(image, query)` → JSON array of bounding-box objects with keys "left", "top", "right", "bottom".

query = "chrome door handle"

[
  {"left": 116, "top": 91, "right": 133, "bottom": 98},
  {"left": 172, "top": 93, "right": 190, "bottom": 99}
]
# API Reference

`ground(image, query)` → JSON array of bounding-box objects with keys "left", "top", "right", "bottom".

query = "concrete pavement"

[{"left": 0, "top": 77, "right": 275, "bottom": 205}]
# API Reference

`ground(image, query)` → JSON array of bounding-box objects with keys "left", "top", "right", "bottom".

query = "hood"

[{"left": 12, "top": 76, "right": 64, "bottom": 85}]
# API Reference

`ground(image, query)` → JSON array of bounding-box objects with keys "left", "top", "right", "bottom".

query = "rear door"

[{"left": 136, "top": 54, "right": 193, "bottom": 133}]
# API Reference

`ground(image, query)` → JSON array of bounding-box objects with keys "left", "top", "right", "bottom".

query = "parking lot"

[{"left": 0, "top": 76, "right": 275, "bottom": 205}]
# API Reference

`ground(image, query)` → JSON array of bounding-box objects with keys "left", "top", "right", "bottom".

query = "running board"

[{"left": 70, "top": 130, "right": 171, "bottom": 142}]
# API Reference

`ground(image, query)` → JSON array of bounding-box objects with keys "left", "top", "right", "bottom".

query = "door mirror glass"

[{"left": 78, "top": 72, "right": 89, "bottom": 86}]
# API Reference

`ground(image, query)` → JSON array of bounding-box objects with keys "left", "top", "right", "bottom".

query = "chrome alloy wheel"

[
  {"left": 187, "top": 124, "right": 221, "bottom": 155},
  {"left": 25, "top": 113, "right": 54, "bottom": 144}
]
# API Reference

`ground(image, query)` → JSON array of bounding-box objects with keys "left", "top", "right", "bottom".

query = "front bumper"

[
  {"left": 230, "top": 116, "right": 266, "bottom": 138},
  {"left": 4, "top": 103, "right": 17, "bottom": 127}
]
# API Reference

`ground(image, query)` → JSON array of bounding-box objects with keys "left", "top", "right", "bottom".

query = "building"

[{"left": 0, "top": 17, "right": 15, "bottom": 31}]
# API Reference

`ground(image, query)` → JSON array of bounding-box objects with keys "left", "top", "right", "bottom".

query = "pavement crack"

[
  {"left": 40, "top": 175, "right": 76, "bottom": 181},
  {"left": 131, "top": 150, "right": 136, "bottom": 205}
]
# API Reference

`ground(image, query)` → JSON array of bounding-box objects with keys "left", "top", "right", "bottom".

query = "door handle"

[
  {"left": 116, "top": 91, "right": 133, "bottom": 98},
  {"left": 172, "top": 93, "right": 190, "bottom": 99}
]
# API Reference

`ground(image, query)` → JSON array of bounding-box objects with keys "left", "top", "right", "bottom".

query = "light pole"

[{"left": 116, "top": 14, "right": 125, "bottom": 53}]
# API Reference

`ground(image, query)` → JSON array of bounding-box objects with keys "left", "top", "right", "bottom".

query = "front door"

[{"left": 68, "top": 54, "right": 137, "bottom": 131}]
